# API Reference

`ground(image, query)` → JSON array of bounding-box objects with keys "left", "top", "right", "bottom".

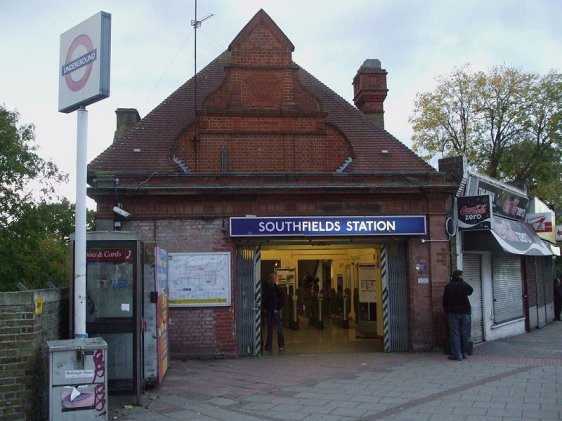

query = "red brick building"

[{"left": 88, "top": 10, "right": 456, "bottom": 358}]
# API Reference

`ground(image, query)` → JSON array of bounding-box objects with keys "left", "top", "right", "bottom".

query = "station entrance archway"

[{"left": 235, "top": 240, "right": 410, "bottom": 356}]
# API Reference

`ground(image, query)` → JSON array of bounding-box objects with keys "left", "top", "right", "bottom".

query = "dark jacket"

[
  {"left": 443, "top": 280, "right": 473, "bottom": 315},
  {"left": 264, "top": 281, "right": 285, "bottom": 312}
]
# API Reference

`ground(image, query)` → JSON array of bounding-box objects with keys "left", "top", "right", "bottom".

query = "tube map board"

[{"left": 168, "top": 252, "right": 231, "bottom": 307}]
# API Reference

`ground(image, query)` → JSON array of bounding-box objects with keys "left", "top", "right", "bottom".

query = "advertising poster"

[
  {"left": 476, "top": 180, "right": 528, "bottom": 221},
  {"left": 526, "top": 212, "right": 555, "bottom": 243},
  {"left": 456, "top": 195, "right": 492, "bottom": 231},
  {"left": 155, "top": 247, "right": 169, "bottom": 383}
]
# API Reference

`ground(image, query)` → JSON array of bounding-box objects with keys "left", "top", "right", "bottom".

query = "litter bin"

[{"left": 47, "top": 337, "right": 108, "bottom": 420}]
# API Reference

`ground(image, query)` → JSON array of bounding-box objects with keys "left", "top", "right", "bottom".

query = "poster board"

[
  {"left": 168, "top": 252, "right": 231, "bottom": 307},
  {"left": 358, "top": 264, "right": 376, "bottom": 303},
  {"left": 275, "top": 268, "right": 296, "bottom": 295}
]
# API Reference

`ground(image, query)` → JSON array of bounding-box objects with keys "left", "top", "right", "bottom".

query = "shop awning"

[
  {"left": 490, "top": 215, "right": 554, "bottom": 256},
  {"left": 546, "top": 242, "right": 561, "bottom": 257}
]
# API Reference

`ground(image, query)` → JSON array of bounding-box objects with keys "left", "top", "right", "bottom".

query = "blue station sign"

[{"left": 230, "top": 216, "right": 427, "bottom": 237}]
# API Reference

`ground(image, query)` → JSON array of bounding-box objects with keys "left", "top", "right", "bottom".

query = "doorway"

[{"left": 236, "top": 241, "right": 408, "bottom": 355}]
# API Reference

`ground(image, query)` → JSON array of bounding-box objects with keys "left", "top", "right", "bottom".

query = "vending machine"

[{"left": 71, "top": 231, "right": 143, "bottom": 402}]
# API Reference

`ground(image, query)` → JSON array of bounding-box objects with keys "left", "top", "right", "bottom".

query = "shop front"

[{"left": 453, "top": 172, "right": 558, "bottom": 343}]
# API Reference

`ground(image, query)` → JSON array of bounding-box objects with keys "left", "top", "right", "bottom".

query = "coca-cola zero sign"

[{"left": 456, "top": 195, "right": 492, "bottom": 231}]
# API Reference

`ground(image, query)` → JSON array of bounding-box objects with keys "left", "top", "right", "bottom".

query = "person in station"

[
  {"left": 264, "top": 273, "right": 285, "bottom": 351},
  {"left": 301, "top": 271, "right": 313, "bottom": 290},
  {"left": 554, "top": 277, "right": 562, "bottom": 321},
  {"left": 442, "top": 269, "right": 473, "bottom": 361}
]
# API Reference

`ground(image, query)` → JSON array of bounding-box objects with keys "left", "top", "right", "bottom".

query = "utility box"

[{"left": 48, "top": 338, "right": 108, "bottom": 420}]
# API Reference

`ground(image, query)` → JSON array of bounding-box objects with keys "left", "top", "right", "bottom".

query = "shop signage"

[
  {"left": 456, "top": 195, "right": 492, "bottom": 231},
  {"left": 526, "top": 212, "right": 555, "bottom": 243},
  {"left": 556, "top": 224, "right": 562, "bottom": 242},
  {"left": 490, "top": 215, "right": 552, "bottom": 256},
  {"left": 86, "top": 248, "right": 133, "bottom": 262},
  {"left": 475, "top": 179, "right": 528, "bottom": 221},
  {"left": 229, "top": 216, "right": 426, "bottom": 237}
]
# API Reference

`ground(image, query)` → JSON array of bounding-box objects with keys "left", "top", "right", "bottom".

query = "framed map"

[{"left": 168, "top": 252, "right": 231, "bottom": 307}]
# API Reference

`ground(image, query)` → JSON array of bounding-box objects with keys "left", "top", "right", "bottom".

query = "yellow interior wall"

[{"left": 261, "top": 245, "right": 382, "bottom": 335}]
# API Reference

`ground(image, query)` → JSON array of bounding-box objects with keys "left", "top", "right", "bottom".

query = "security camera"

[{"left": 113, "top": 206, "right": 131, "bottom": 219}]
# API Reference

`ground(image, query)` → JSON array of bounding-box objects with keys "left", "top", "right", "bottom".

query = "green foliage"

[
  {"left": 410, "top": 66, "right": 562, "bottom": 210},
  {"left": 0, "top": 105, "right": 67, "bottom": 227},
  {"left": 0, "top": 105, "right": 96, "bottom": 291}
]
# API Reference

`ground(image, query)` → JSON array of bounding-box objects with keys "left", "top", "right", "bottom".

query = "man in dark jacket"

[
  {"left": 442, "top": 269, "right": 473, "bottom": 361},
  {"left": 264, "top": 273, "right": 285, "bottom": 351}
]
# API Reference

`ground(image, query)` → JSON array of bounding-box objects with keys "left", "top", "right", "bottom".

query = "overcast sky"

[{"left": 1, "top": 0, "right": 561, "bottom": 206}]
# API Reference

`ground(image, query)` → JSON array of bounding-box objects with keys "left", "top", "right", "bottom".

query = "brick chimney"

[
  {"left": 114, "top": 108, "right": 140, "bottom": 142},
  {"left": 353, "top": 59, "right": 388, "bottom": 129}
]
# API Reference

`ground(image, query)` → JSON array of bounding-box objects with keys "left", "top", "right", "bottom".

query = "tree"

[
  {"left": 0, "top": 105, "right": 95, "bottom": 291},
  {"left": 0, "top": 105, "right": 66, "bottom": 227},
  {"left": 409, "top": 66, "right": 562, "bottom": 209}
]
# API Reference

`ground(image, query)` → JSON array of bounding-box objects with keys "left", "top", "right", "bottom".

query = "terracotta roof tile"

[
  {"left": 88, "top": 52, "right": 435, "bottom": 177},
  {"left": 297, "top": 68, "right": 434, "bottom": 173}
]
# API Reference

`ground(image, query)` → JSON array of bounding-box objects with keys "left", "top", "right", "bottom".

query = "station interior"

[{"left": 260, "top": 243, "right": 384, "bottom": 354}]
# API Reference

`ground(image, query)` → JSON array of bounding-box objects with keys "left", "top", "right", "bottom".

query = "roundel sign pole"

[{"left": 59, "top": 11, "right": 111, "bottom": 339}]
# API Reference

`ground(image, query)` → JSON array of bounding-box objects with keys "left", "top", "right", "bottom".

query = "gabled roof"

[
  {"left": 89, "top": 52, "right": 229, "bottom": 175},
  {"left": 88, "top": 9, "right": 434, "bottom": 177},
  {"left": 229, "top": 9, "right": 294, "bottom": 52},
  {"left": 298, "top": 68, "right": 433, "bottom": 173}
]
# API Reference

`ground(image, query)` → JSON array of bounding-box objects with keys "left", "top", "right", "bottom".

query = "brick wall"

[
  {"left": 123, "top": 219, "right": 237, "bottom": 359},
  {"left": 0, "top": 288, "right": 69, "bottom": 420}
]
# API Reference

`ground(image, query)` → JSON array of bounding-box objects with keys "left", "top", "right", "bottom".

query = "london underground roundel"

[
  {"left": 63, "top": 34, "right": 96, "bottom": 92},
  {"left": 58, "top": 11, "right": 111, "bottom": 114}
]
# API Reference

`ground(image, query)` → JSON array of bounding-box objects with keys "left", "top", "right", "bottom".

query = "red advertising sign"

[
  {"left": 456, "top": 195, "right": 493, "bottom": 231},
  {"left": 86, "top": 248, "right": 133, "bottom": 262}
]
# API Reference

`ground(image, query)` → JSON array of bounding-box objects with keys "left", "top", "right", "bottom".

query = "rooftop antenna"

[{"left": 191, "top": 0, "right": 214, "bottom": 114}]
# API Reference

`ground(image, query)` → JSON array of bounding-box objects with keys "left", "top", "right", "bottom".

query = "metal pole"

[
  {"left": 317, "top": 292, "right": 324, "bottom": 329},
  {"left": 291, "top": 294, "right": 298, "bottom": 329},
  {"left": 342, "top": 290, "right": 349, "bottom": 329},
  {"left": 194, "top": 0, "right": 197, "bottom": 112},
  {"left": 74, "top": 106, "right": 88, "bottom": 338}
]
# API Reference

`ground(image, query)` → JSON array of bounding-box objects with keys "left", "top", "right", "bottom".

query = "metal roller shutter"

[
  {"left": 492, "top": 252, "right": 523, "bottom": 324},
  {"left": 463, "top": 254, "right": 483, "bottom": 343},
  {"left": 535, "top": 257, "right": 547, "bottom": 327},
  {"left": 543, "top": 258, "right": 554, "bottom": 304},
  {"left": 526, "top": 257, "right": 538, "bottom": 328}
]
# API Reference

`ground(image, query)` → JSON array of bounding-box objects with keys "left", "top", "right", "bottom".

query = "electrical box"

[{"left": 48, "top": 338, "right": 108, "bottom": 420}]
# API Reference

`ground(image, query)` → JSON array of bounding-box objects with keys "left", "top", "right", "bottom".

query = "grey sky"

[{"left": 1, "top": 0, "right": 561, "bottom": 204}]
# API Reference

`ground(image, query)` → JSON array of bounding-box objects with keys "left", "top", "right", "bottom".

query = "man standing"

[
  {"left": 264, "top": 273, "right": 285, "bottom": 351},
  {"left": 443, "top": 269, "right": 473, "bottom": 361}
]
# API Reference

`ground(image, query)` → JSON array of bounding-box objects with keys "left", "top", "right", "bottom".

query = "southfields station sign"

[{"left": 230, "top": 216, "right": 426, "bottom": 237}]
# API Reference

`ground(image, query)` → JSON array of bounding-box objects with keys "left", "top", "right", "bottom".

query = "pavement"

[{"left": 109, "top": 321, "right": 562, "bottom": 420}]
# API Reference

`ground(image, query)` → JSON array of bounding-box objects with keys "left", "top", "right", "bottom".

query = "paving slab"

[{"left": 109, "top": 321, "right": 562, "bottom": 420}]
